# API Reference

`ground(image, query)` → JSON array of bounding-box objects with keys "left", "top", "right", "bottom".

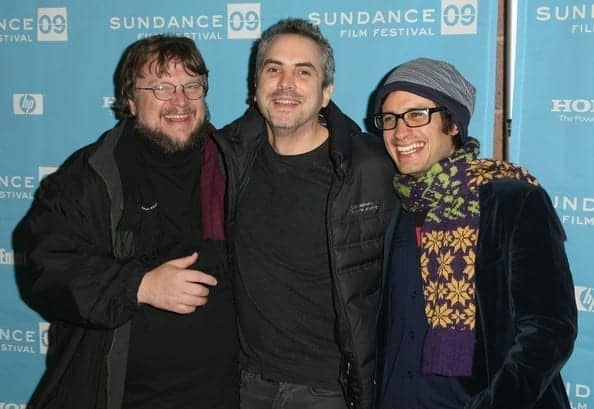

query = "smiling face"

[
  {"left": 128, "top": 58, "right": 206, "bottom": 151},
  {"left": 381, "top": 90, "right": 458, "bottom": 177},
  {"left": 254, "top": 34, "right": 333, "bottom": 137}
]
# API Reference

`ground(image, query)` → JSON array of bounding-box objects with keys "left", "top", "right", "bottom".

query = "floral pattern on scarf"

[{"left": 393, "top": 137, "right": 538, "bottom": 376}]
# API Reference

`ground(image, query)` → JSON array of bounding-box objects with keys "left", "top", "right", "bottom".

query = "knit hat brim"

[
  {"left": 373, "top": 58, "right": 475, "bottom": 142},
  {"left": 375, "top": 80, "right": 471, "bottom": 142}
]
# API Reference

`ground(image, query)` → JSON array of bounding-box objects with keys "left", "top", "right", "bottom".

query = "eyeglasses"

[
  {"left": 373, "top": 107, "right": 447, "bottom": 130},
  {"left": 135, "top": 81, "right": 206, "bottom": 101}
]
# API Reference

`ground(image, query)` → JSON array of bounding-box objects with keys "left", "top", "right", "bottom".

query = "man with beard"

[
  {"left": 19, "top": 35, "right": 236, "bottom": 409},
  {"left": 216, "top": 19, "right": 397, "bottom": 409}
]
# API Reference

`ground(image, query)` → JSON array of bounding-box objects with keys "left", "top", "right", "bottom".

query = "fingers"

[
  {"left": 168, "top": 291, "right": 211, "bottom": 314},
  {"left": 181, "top": 281, "right": 211, "bottom": 298},
  {"left": 162, "top": 253, "right": 217, "bottom": 287},
  {"left": 136, "top": 253, "right": 218, "bottom": 314},
  {"left": 184, "top": 270, "right": 217, "bottom": 287},
  {"left": 166, "top": 252, "right": 199, "bottom": 269},
  {"left": 171, "top": 279, "right": 214, "bottom": 314}
]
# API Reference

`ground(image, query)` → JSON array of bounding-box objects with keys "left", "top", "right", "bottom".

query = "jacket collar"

[
  {"left": 321, "top": 100, "right": 359, "bottom": 178},
  {"left": 230, "top": 100, "right": 361, "bottom": 178},
  {"left": 88, "top": 118, "right": 224, "bottom": 242},
  {"left": 88, "top": 120, "right": 127, "bottom": 247}
]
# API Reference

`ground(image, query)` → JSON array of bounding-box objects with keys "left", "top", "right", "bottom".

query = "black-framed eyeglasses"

[
  {"left": 373, "top": 106, "right": 447, "bottom": 130},
  {"left": 135, "top": 81, "right": 206, "bottom": 101}
]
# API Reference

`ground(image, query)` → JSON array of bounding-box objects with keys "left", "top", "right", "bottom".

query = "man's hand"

[{"left": 137, "top": 252, "right": 217, "bottom": 314}]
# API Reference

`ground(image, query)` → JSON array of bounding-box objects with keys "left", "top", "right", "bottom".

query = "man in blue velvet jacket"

[{"left": 373, "top": 57, "right": 577, "bottom": 409}]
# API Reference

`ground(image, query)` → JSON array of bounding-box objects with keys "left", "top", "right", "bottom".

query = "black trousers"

[{"left": 240, "top": 371, "right": 347, "bottom": 409}]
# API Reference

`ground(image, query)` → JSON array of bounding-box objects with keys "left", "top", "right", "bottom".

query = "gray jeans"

[{"left": 240, "top": 371, "right": 347, "bottom": 409}]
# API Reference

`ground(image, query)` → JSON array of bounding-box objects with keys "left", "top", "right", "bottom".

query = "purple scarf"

[{"left": 393, "top": 138, "right": 538, "bottom": 376}]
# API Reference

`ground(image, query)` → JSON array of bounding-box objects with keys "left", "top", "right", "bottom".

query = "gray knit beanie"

[{"left": 374, "top": 58, "right": 476, "bottom": 141}]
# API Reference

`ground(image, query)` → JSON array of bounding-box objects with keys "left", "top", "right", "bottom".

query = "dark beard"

[{"left": 134, "top": 120, "right": 206, "bottom": 154}]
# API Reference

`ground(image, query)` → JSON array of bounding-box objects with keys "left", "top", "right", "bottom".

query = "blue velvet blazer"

[{"left": 376, "top": 178, "right": 578, "bottom": 409}]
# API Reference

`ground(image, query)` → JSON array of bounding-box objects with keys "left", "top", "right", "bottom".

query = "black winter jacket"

[
  {"left": 20, "top": 121, "right": 145, "bottom": 409},
  {"left": 376, "top": 179, "right": 577, "bottom": 409},
  {"left": 19, "top": 120, "right": 227, "bottom": 409},
  {"left": 215, "top": 101, "right": 398, "bottom": 409}
]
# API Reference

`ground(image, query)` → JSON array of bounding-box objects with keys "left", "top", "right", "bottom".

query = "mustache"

[
  {"left": 162, "top": 107, "right": 195, "bottom": 115},
  {"left": 270, "top": 90, "right": 302, "bottom": 100}
]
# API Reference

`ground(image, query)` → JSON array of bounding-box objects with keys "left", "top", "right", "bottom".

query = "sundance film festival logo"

[
  {"left": 0, "top": 175, "right": 35, "bottom": 200},
  {"left": 13, "top": 93, "right": 43, "bottom": 115},
  {"left": 227, "top": 3, "right": 260, "bottom": 39},
  {"left": 108, "top": 3, "right": 260, "bottom": 40},
  {"left": 0, "top": 403, "right": 27, "bottom": 409},
  {"left": 552, "top": 194, "right": 594, "bottom": 227},
  {"left": 536, "top": 4, "right": 594, "bottom": 35},
  {"left": 441, "top": 0, "right": 477, "bottom": 35},
  {"left": 37, "top": 7, "right": 68, "bottom": 41},
  {"left": 0, "top": 7, "right": 67, "bottom": 43},
  {"left": 566, "top": 381, "right": 592, "bottom": 409},
  {"left": 0, "top": 322, "right": 49, "bottom": 354},
  {"left": 0, "top": 166, "right": 55, "bottom": 201},
  {"left": 552, "top": 98, "right": 594, "bottom": 125},
  {"left": 39, "top": 166, "right": 58, "bottom": 181},
  {"left": 309, "top": 0, "right": 477, "bottom": 40},
  {"left": 38, "top": 322, "right": 50, "bottom": 354},
  {"left": 576, "top": 286, "right": 594, "bottom": 313}
]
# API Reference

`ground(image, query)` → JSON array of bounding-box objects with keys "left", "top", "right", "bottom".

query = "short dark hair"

[
  {"left": 112, "top": 34, "right": 208, "bottom": 119},
  {"left": 254, "top": 18, "right": 335, "bottom": 88},
  {"left": 440, "top": 110, "right": 462, "bottom": 148}
]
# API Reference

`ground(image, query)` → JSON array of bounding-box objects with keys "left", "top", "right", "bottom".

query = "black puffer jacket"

[{"left": 215, "top": 101, "right": 398, "bottom": 409}]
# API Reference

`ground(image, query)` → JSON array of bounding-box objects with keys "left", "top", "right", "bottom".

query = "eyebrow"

[
  {"left": 383, "top": 105, "right": 437, "bottom": 113},
  {"left": 262, "top": 59, "right": 318, "bottom": 71}
]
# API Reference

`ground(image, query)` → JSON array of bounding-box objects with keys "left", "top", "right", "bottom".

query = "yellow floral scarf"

[{"left": 393, "top": 138, "right": 538, "bottom": 376}]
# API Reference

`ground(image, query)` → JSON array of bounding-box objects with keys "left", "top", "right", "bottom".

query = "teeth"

[
  {"left": 165, "top": 113, "right": 189, "bottom": 120},
  {"left": 397, "top": 142, "right": 424, "bottom": 153},
  {"left": 274, "top": 99, "right": 299, "bottom": 105}
]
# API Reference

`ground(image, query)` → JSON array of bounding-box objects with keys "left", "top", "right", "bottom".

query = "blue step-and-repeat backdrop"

[
  {"left": 512, "top": 3, "right": 594, "bottom": 408},
  {"left": 4, "top": 1, "right": 589, "bottom": 407}
]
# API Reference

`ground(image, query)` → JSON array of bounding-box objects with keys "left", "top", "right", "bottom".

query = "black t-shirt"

[
  {"left": 116, "top": 130, "right": 237, "bottom": 409},
  {"left": 235, "top": 139, "right": 342, "bottom": 388}
]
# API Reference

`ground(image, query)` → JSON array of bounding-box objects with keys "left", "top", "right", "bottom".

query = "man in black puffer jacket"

[{"left": 215, "top": 18, "right": 397, "bottom": 409}]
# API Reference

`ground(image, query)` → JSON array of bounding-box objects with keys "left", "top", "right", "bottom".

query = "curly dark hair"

[
  {"left": 440, "top": 110, "right": 462, "bottom": 148},
  {"left": 112, "top": 34, "right": 208, "bottom": 119}
]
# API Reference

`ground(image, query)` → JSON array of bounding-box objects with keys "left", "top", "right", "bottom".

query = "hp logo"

[
  {"left": 13, "top": 94, "right": 43, "bottom": 115},
  {"left": 576, "top": 286, "right": 594, "bottom": 313}
]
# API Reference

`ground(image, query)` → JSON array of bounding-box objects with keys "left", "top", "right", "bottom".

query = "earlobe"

[
  {"left": 449, "top": 123, "right": 459, "bottom": 136},
  {"left": 322, "top": 84, "right": 334, "bottom": 108},
  {"left": 252, "top": 82, "right": 258, "bottom": 104},
  {"left": 128, "top": 99, "right": 136, "bottom": 116}
]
